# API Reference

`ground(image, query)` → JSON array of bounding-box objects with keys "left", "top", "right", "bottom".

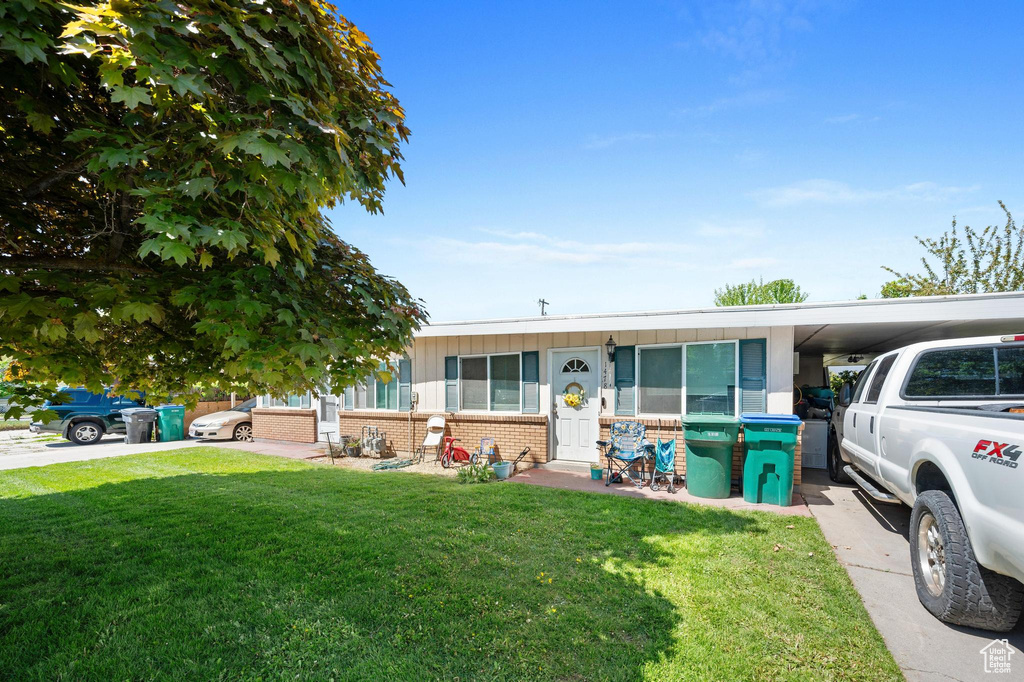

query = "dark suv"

[{"left": 29, "top": 388, "right": 146, "bottom": 445}]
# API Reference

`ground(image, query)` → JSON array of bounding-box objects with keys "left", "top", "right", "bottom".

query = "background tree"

[
  {"left": 714, "top": 278, "right": 809, "bottom": 306},
  {"left": 0, "top": 1, "right": 426, "bottom": 418},
  {"left": 881, "top": 202, "right": 1022, "bottom": 297}
]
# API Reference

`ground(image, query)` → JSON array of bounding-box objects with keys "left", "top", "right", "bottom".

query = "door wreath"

[{"left": 562, "top": 381, "right": 587, "bottom": 408}]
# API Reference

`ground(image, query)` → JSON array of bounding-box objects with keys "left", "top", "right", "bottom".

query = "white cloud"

[
  {"left": 582, "top": 132, "right": 668, "bottom": 150},
  {"left": 438, "top": 228, "right": 696, "bottom": 267},
  {"left": 726, "top": 256, "right": 779, "bottom": 269},
  {"left": 824, "top": 113, "right": 860, "bottom": 124},
  {"left": 677, "top": 89, "right": 784, "bottom": 116},
  {"left": 694, "top": 219, "right": 766, "bottom": 238},
  {"left": 750, "top": 179, "right": 980, "bottom": 207},
  {"left": 824, "top": 113, "right": 881, "bottom": 124}
]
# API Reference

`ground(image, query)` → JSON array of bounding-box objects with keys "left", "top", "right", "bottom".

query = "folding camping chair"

[
  {"left": 598, "top": 421, "right": 653, "bottom": 489},
  {"left": 414, "top": 415, "right": 446, "bottom": 464}
]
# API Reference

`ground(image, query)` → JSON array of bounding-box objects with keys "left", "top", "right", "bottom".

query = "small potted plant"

[{"left": 590, "top": 463, "right": 604, "bottom": 481}]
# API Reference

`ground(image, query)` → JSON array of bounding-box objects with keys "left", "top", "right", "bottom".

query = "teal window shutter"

[
  {"left": 398, "top": 358, "right": 412, "bottom": 411},
  {"left": 521, "top": 351, "right": 539, "bottom": 413},
  {"left": 614, "top": 345, "right": 636, "bottom": 415},
  {"left": 343, "top": 386, "right": 354, "bottom": 410},
  {"left": 739, "top": 339, "right": 767, "bottom": 414},
  {"left": 444, "top": 356, "right": 459, "bottom": 411}
]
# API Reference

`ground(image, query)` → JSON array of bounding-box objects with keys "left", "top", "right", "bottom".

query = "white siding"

[{"left": 407, "top": 325, "right": 796, "bottom": 416}]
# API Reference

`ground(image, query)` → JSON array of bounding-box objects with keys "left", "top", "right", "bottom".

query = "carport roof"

[{"left": 419, "top": 292, "right": 1024, "bottom": 354}]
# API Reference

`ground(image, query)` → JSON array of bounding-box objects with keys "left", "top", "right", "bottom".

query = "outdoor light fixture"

[
  {"left": 847, "top": 355, "right": 863, "bottom": 363},
  {"left": 605, "top": 336, "right": 617, "bottom": 362}
]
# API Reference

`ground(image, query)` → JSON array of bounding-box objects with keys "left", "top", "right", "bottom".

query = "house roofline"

[{"left": 416, "top": 291, "right": 1024, "bottom": 338}]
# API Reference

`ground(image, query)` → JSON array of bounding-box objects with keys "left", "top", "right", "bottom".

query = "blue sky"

[{"left": 326, "top": 1, "right": 1024, "bottom": 322}]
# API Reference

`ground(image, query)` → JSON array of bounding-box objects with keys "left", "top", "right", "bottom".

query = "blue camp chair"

[
  {"left": 650, "top": 438, "right": 678, "bottom": 493},
  {"left": 598, "top": 421, "right": 653, "bottom": 489}
]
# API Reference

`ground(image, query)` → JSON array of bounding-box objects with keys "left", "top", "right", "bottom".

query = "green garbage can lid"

[
  {"left": 681, "top": 414, "right": 740, "bottom": 426},
  {"left": 739, "top": 413, "right": 802, "bottom": 425}
]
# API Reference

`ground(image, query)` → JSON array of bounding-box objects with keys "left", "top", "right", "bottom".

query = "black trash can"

[{"left": 121, "top": 407, "right": 158, "bottom": 444}]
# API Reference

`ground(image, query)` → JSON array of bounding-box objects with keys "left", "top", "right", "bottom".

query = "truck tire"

[
  {"left": 68, "top": 420, "right": 104, "bottom": 445},
  {"left": 827, "top": 430, "right": 850, "bottom": 483},
  {"left": 910, "top": 490, "right": 1024, "bottom": 631}
]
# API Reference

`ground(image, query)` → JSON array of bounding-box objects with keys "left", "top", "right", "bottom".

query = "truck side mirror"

[{"left": 838, "top": 383, "right": 852, "bottom": 407}]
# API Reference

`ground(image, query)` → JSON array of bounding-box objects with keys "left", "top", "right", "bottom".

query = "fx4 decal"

[{"left": 972, "top": 440, "right": 1021, "bottom": 469}]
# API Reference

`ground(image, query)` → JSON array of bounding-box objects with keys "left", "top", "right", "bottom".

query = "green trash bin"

[
  {"left": 740, "top": 413, "right": 802, "bottom": 506},
  {"left": 682, "top": 415, "right": 741, "bottom": 499},
  {"left": 155, "top": 405, "right": 185, "bottom": 442}
]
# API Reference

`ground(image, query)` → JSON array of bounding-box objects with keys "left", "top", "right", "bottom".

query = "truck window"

[
  {"left": 62, "top": 390, "right": 102, "bottom": 406},
  {"left": 997, "top": 346, "right": 1024, "bottom": 395},
  {"left": 904, "top": 347, "right": 997, "bottom": 398},
  {"left": 852, "top": 360, "right": 876, "bottom": 403},
  {"left": 864, "top": 354, "right": 897, "bottom": 404}
]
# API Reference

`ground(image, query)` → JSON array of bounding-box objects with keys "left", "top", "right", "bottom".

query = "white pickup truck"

[{"left": 834, "top": 334, "right": 1024, "bottom": 632}]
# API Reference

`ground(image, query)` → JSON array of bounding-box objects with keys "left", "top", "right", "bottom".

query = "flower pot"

[
  {"left": 590, "top": 465, "right": 604, "bottom": 481},
  {"left": 492, "top": 461, "right": 513, "bottom": 480}
]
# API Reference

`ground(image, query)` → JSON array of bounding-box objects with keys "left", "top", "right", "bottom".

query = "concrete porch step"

[{"left": 538, "top": 460, "right": 597, "bottom": 475}]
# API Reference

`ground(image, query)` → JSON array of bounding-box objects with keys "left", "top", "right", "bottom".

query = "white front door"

[
  {"left": 551, "top": 349, "right": 600, "bottom": 463},
  {"left": 317, "top": 393, "right": 340, "bottom": 442}
]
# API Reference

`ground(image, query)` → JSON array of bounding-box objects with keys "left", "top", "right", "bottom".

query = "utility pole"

[{"left": 537, "top": 299, "right": 549, "bottom": 316}]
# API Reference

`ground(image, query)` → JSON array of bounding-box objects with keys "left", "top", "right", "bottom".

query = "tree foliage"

[
  {"left": 828, "top": 369, "right": 860, "bottom": 395},
  {"left": 881, "top": 202, "right": 1023, "bottom": 297},
  {"left": 0, "top": 1, "right": 426, "bottom": 418},
  {"left": 713, "top": 278, "right": 809, "bottom": 306}
]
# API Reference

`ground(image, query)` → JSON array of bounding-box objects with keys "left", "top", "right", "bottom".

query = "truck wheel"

[
  {"left": 827, "top": 430, "right": 850, "bottom": 483},
  {"left": 68, "top": 421, "right": 104, "bottom": 445},
  {"left": 910, "top": 490, "right": 1024, "bottom": 631}
]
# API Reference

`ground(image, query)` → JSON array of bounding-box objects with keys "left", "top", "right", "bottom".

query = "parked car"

[
  {"left": 188, "top": 398, "right": 255, "bottom": 442},
  {"left": 29, "top": 388, "right": 146, "bottom": 445},
  {"left": 834, "top": 334, "right": 1024, "bottom": 631}
]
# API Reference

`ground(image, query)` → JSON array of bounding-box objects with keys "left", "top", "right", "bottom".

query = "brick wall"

[
  {"left": 252, "top": 408, "right": 317, "bottom": 444},
  {"left": 598, "top": 417, "right": 803, "bottom": 490},
  {"left": 184, "top": 401, "right": 233, "bottom": 430},
  {"left": 335, "top": 411, "right": 549, "bottom": 465}
]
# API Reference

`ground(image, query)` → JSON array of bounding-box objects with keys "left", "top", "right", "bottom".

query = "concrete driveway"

[
  {"left": 804, "top": 469, "right": 1024, "bottom": 682},
  {"left": 0, "top": 428, "right": 210, "bottom": 470},
  {"left": 0, "top": 428, "right": 326, "bottom": 471}
]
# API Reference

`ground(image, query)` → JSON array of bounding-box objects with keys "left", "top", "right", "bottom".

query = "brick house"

[{"left": 252, "top": 292, "right": 1024, "bottom": 491}]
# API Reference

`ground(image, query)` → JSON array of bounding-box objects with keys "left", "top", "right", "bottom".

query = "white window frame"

[
  {"left": 458, "top": 352, "right": 523, "bottom": 414},
  {"left": 342, "top": 359, "right": 406, "bottom": 412},
  {"left": 635, "top": 340, "right": 740, "bottom": 418},
  {"left": 259, "top": 392, "right": 312, "bottom": 409}
]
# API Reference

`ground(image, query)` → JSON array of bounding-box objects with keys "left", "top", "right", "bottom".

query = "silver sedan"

[{"left": 187, "top": 398, "right": 256, "bottom": 442}]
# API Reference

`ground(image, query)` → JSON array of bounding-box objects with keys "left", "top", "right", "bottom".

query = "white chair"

[{"left": 415, "top": 415, "right": 446, "bottom": 464}]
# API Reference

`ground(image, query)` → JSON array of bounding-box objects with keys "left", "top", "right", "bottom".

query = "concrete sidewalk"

[
  {"left": 0, "top": 429, "right": 325, "bottom": 470},
  {"left": 803, "top": 469, "right": 1024, "bottom": 682},
  {"left": 509, "top": 467, "right": 812, "bottom": 516}
]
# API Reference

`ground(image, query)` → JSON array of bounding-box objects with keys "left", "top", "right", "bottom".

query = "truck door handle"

[
  {"left": 853, "top": 414, "right": 857, "bottom": 428},
  {"left": 869, "top": 416, "right": 874, "bottom": 433}
]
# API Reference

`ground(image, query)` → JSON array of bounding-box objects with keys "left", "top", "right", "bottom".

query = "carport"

[{"left": 791, "top": 291, "right": 1024, "bottom": 385}]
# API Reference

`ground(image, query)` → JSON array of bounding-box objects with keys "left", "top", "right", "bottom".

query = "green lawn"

[
  {"left": 0, "top": 419, "right": 30, "bottom": 432},
  {"left": 0, "top": 449, "right": 900, "bottom": 681}
]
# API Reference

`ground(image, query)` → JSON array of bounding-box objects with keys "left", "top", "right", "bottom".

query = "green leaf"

[
  {"left": 73, "top": 312, "right": 102, "bottom": 342},
  {"left": 98, "top": 147, "right": 130, "bottom": 168},
  {"left": 178, "top": 177, "right": 216, "bottom": 198},
  {"left": 112, "top": 301, "right": 164, "bottom": 324},
  {"left": 248, "top": 138, "right": 292, "bottom": 168},
  {"left": 65, "top": 128, "right": 102, "bottom": 143},
  {"left": 25, "top": 111, "right": 56, "bottom": 134},
  {"left": 110, "top": 85, "right": 151, "bottom": 110},
  {"left": 1, "top": 34, "right": 47, "bottom": 64},
  {"left": 160, "top": 240, "right": 194, "bottom": 266},
  {"left": 262, "top": 245, "right": 281, "bottom": 267}
]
